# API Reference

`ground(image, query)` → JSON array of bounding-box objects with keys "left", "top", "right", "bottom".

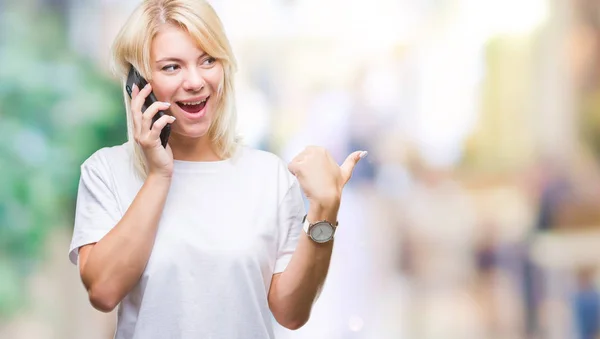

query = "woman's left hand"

[{"left": 288, "top": 146, "right": 367, "bottom": 207}]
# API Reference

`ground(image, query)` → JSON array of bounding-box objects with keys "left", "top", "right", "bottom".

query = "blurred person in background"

[
  {"left": 524, "top": 158, "right": 572, "bottom": 338},
  {"left": 67, "top": 0, "right": 367, "bottom": 338},
  {"left": 572, "top": 266, "right": 600, "bottom": 339}
]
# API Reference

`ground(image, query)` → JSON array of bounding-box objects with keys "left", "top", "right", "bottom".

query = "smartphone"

[{"left": 125, "top": 65, "right": 171, "bottom": 148}]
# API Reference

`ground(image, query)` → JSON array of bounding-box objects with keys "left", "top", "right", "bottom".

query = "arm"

[
  {"left": 79, "top": 174, "right": 171, "bottom": 312},
  {"left": 268, "top": 200, "right": 339, "bottom": 330},
  {"left": 268, "top": 147, "right": 366, "bottom": 329},
  {"left": 78, "top": 84, "right": 175, "bottom": 312}
]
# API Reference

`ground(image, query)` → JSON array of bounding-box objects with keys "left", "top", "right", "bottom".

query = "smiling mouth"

[{"left": 176, "top": 96, "right": 209, "bottom": 114}]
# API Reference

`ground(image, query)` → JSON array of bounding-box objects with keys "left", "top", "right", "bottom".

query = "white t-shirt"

[{"left": 68, "top": 142, "right": 305, "bottom": 339}]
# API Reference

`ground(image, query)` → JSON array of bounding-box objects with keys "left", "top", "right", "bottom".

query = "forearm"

[
  {"left": 82, "top": 174, "right": 171, "bottom": 308},
  {"left": 269, "top": 201, "right": 339, "bottom": 328}
]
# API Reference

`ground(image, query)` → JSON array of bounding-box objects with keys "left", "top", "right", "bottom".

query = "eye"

[
  {"left": 202, "top": 57, "right": 216, "bottom": 66},
  {"left": 162, "top": 64, "right": 179, "bottom": 72}
]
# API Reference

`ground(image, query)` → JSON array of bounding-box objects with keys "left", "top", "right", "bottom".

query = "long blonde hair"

[{"left": 111, "top": 0, "right": 240, "bottom": 178}]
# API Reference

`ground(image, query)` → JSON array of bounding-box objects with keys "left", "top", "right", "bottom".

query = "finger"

[
  {"left": 340, "top": 150, "right": 367, "bottom": 184},
  {"left": 132, "top": 83, "right": 152, "bottom": 116},
  {"left": 149, "top": 115, "right": 176, "bottom": 141},
  {"left": 130, "top": 84, "right": 143, "bottom": 138},
  {"left": 131, "top": 84, "right": 150, "bottom": 138},
  {"left": 289, "top": 159, "right": 305, "bottom": 177},
  {"left": 142, "top": 101, "right": 171, "bottom": 132},
  {"left": 131, "top": 83, "right": 140, "bottom": 97},
  {"left": 288, "top": 161, "right": 297, "bottom": 176}
]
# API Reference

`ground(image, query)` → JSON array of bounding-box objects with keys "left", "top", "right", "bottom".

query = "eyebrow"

[{"left": 156, "top": 53, "right": 208, "bottom": 64}]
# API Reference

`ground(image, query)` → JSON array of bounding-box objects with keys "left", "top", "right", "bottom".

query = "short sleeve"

[
  {"left": 68, "top": 152, "right": 122, "bottom": 265},
  {"left": 273, "top": 177, "right": 306, "bottom": 274}
]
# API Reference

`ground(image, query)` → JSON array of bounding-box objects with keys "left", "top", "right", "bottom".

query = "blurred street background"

[{"left": 3, "top": 0, "right": 600, "bottom": 338}]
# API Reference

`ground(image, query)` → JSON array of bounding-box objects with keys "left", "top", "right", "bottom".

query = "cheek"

[
  {"left": 206, "top": 67, "right": 225, "bottom": 90},
  {"left": 150, "top": 77, "right": 180, "bottom": 101}
]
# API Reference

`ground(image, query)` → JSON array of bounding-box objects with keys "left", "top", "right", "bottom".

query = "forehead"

[{"left": 151, "top": 24, "right": 204, "bottom": 60}]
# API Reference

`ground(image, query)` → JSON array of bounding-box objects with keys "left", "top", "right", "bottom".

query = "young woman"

[{"left": 68, "top": 1, "right": 366, "bottom": 338}]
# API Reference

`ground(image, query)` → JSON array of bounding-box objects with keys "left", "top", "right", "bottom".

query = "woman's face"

[{"left": 149, "top": 24, "right": 224, "bottom": 140}]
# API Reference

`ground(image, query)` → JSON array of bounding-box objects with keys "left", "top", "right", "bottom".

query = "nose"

[{"left": 182, "top": 68, "right": 205, "bottom": 92}]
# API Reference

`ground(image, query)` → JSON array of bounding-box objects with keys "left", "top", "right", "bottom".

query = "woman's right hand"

[{"left": 131, "top": 83, "right": 176, "bottom": 178}]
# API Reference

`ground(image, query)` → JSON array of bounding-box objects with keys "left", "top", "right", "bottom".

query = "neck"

[{"left": 169, "top": 133, "right": 222, "bottom": 161}]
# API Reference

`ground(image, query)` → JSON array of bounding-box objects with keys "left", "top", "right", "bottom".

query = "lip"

[
  {"left": 175, "top": 96, "right": 209, "bottom": 120},
  {"left": 177, "top": 96, "right": 209, "bottom": 104}
]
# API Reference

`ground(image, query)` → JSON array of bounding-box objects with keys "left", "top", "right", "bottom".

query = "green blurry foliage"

[{"left": 0, "top": 4, "right": 126, "bottom": 318}]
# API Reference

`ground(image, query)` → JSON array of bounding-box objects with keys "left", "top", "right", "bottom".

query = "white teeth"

[{"left": 180, "top": 98, "right": 207, "bottom": 106}]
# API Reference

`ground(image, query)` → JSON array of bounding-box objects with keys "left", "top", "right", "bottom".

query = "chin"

[{"left": 172, "top": 125, "right": 211, "bottom": 139}]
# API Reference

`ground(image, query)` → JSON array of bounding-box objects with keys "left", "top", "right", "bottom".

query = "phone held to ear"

[{"left": 125, "top": 66, "right": 171, "bottom": 148}]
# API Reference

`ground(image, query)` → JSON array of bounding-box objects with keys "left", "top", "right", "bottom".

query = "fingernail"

[
  {"left": 359, "top": 151, "right": 368, "bottom": 159},
  {"left": 162, "top": 102, "right": 171, "bottom": 106},
  {"left": 170, "top": 116, "right": 176, "bottom": 121}
]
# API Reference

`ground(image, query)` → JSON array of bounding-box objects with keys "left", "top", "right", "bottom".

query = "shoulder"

[{"left": 80, "top": 142, "right": 134, "bottom": 176}]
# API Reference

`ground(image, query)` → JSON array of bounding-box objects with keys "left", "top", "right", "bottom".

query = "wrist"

[
  {"left": 310, "top": 188, "right": 341, "bottom": 208},
  {"left": 308, "top": 198, "right": 340, "bottom": 225},
  {"left": 147, "top": 171, "right": 173, "bottom": 183}
]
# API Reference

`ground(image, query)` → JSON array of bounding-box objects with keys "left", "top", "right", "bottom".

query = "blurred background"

[{"left": 2, "top": 0, "right": 600, "bottom": 338}]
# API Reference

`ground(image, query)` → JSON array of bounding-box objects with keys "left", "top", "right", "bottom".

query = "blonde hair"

[{"left": 111, "top": 0, "right": 240, "bottom": 178}]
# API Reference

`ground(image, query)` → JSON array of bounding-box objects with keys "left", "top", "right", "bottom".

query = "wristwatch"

[{"left": 302, "top": 214, "right": 338, "bottom": 243}]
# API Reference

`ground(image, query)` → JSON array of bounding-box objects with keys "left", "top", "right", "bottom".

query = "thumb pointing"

[{"left": 340, "top": 151, "right": 367, "bottom": 184}]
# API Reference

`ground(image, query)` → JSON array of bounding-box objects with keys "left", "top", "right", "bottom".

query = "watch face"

[{"left": 309, "top": 222, "right": 334, "bottom": 243}]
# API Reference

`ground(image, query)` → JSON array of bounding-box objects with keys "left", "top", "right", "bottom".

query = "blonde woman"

[{"left": 68, "top": 0, "right": 366, "bottom": 338}]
